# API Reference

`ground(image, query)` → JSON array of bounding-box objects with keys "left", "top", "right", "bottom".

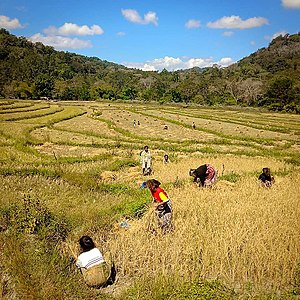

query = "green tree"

[
  {"left": 33, "top": 74, "right": 54, "bottom": 99},
  {"left": 265, "top": 76, "right": 294, "bottom": 108}
]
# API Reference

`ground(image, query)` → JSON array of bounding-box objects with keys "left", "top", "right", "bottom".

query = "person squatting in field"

[
  {"left": 258, "top": 167, "right": 275, "bottom": 187},
  {"left": 140, "top": 145, "right": 152, "bottom": 175},
  {"left": 189, "top": 164, "right": 217, "bottom": 187},
  {"left": 163, "top": 154, "right": 170, "bottom": 164},
  {"left": 141, "top": 179, "right": 173, "bottom": 233},
  {"left": 75, "top": 236, "right": 115, "bottom": 288}
]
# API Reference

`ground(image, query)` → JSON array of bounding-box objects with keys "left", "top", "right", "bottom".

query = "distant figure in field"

[
  {"left": 163, "top": 125, "right": 168, "bottom": 130},
  {"left": 140, "top": 145, "right": 152, "bottom": 175},
  {"left": 137, "top": 120, "right": 140, "bottom": 125},
  {"left": 163, "top": 154, "right": 170, "bottom": 164},
  {"left": 189, "top": 164, "right": 217, "bottom": 187},
  {"left": 133, "top": 120, "right": 136, "bottom": 127},
  {"left": 75, "top": 236, "right": 115, "bottom": 288},
  {"left": 192, "top": 122, "right": 196, "bottom": 129},
  {"left": 258, "top": 167, "right": 275, "bottom": 187},
  {"left": 141, "top": 179, "right": 173, "bottom": 233}
]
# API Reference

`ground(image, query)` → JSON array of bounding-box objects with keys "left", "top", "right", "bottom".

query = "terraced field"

[{"left": 0, "top": 99, "right": 299, "bottom": 300}]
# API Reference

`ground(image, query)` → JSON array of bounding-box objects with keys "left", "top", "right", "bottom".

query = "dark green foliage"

[
  {"left": 219, "top": 173, "right": 241, "bottom": 183},
  {"left": 175, "top": 280, "right": 237, "bottom": 300},
  {"left": 1, "top": 193, "right": 70, "bottom": 244},
  {"left": 33, "top": 74, "right": 54, "bottom": 99},
  {"left": 126, "top": 278, "right": 237, "bottom": 300},
  {"left": 0, "top": 29, "right": 300, "bottom": 113}
]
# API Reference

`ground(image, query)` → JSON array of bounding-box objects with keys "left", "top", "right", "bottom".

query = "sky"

[{"left": 0, "top": 0, "right": 300, "bottom": 71}]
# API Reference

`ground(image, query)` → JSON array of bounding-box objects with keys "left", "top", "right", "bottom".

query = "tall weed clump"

[
  {"left": 1, "top": 193, "right": 69, "bottom": 243},
  {"left": 0, "top": 193, "right": 95, "bottom": 299}
]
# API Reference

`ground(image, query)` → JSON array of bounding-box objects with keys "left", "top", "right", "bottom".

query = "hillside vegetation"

[
  {"left": 0, "top": 29, "right": 299, "bottom": 112},
  {"left": 0, "top": 100, "right": 299, "bottom": 299}
]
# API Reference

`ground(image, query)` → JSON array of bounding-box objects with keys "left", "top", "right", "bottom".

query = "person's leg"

[{"left": 156, "top": 210, "right": 172, "bottom": 233}]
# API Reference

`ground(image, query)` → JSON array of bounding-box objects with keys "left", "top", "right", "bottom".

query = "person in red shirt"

[{"left": 141, "top": 179, "right": 173, "bottom": 233}]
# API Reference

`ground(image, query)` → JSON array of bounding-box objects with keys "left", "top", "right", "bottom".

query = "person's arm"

[
  {"left": 258, "top": 174, "right": 266, "bottom": 182},
  {"left": 140, "top": 151, "right": 144, "bottom": 163},
  {"left": 75, "top": 257, "right": 82, "bottom": 269},
  {"left": 153, "top": 192, "right": 169, "bottom": 208},
  {"left": 199, "top": 176, "right": 205, "bottom": 187}
]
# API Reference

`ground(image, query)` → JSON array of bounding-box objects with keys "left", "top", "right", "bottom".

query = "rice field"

[{"left": 0, "top": 99, "right": 299, "bottom": 300}]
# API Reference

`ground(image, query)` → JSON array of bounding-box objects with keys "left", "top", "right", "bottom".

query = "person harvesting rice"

[{"left": 141, "top": 179, "right": 173, "bottom": 233}]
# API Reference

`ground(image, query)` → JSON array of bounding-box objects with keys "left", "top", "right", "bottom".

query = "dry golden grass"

[
  {"left": 144, "top": 109, "right": 298, "bottom": 141},
  {"left": 1, "top": 100, "right": 299, "bottom": 298},
  {"left": 32, "top": 126, "right": 114, "bottom": 145},
  {"left": 100, "top": 108, "right": 219, "bottom": 142},
  {"left": 107, "top": 170, "right": 300, "bottom": 294},
  {"left": 150, "top": 154, "right": 290, "bottom": 183},
  {"left": 54, "top": 114, "right": 122, "bottom": 138}
]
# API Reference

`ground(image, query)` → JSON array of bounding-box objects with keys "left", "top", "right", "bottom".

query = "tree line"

[{"left": 0, "top": 28, "right": 299, "bottom": 113}]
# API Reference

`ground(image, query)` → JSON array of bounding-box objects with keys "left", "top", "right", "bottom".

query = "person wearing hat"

[{"left": 141, "top": 179, "right": 172, "bottom": 233}]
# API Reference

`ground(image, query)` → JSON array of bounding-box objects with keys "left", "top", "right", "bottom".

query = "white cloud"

[
  {"left": 207, "top": 15, "right": 268, "bottom": 29},
  {"left": 29, "top": 33, "right": 92, "bottom": 49},
  {"left": 122, "top": 56, "right": 235, "bottom": 72},
  {"left": 144, "top": 11, "right": 158, "bottom": 25},
  {"left": 264, "top": 30, "right": 288, "bottom": 40},
  {"left": 281, "top": 0, "right": 300, "bottom": 8},
  {"left": 223, "top": 31, "right": 234, "bottom": 37},
  {"left": 0, "top": 15, "right": 23, "bottom": 29},
  {"left": 140, "top": 64, "right": 157, "bottom": 71},
  {"left": 218, "top": 57, "right": 234, "bottom": 67},
  {"left": 121, "top": 9, "right": 158, "bottom": 25},
  {"left": 44, "top": 23, "right": 103, "bottom": 36},
  {"left": 185, "top": 19, "right": 200, "bottom": 29},
  {"left": 117, "top": 31, "right": 126, "bottom": 36},
  {"left": 250, "top": 40, "right": 256, "bottom": 45}
]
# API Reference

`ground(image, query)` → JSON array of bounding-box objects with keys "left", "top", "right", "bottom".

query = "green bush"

[
  {"left": 219, "top": 172, "right": 241, "bottom": 183},
  {"left": 1, "top": 193, "right": 70, "bottom": 244}
]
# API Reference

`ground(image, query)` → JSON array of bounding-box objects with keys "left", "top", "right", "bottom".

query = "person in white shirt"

[
  {"left": 76, "top": 236, "right": 111, "bottom": 288},
  {"left": 140, "top": 145, "right": 152, "bottom": 175}
]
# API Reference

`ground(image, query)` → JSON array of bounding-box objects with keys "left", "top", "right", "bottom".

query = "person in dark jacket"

[
  {"left": 258, "top": 167, "right": 275, "bottom": 187},
  {"left": 189, "top": 164, "right": 217, "bottom": 187}
]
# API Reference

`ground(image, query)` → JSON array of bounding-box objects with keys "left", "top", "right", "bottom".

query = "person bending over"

[
  {"left": 189, "top": 164, "right": 217, "bottom": 187},
  {"left": 141, "top": 179, "right": 173, "bottom": 233}
]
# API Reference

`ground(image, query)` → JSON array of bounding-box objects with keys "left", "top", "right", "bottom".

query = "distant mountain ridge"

[{"left": 0, "top": 28, "right": 299, "bottom": 113}]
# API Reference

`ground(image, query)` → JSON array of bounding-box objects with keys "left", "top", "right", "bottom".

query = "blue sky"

[{"left": 1, "top": 0, "right": 299, "bottom": 71}]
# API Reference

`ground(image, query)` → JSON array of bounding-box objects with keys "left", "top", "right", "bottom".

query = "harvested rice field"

[{"left": 0, "top": 99, "right": 299, "bottom": 300}]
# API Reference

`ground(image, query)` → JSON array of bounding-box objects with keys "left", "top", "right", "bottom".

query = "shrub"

[
  {"left": 1, "top": 193, "right": 70, "bottom": 245},
  {"left": 219, "top": 172, "right": 241, "bottom": 183}
]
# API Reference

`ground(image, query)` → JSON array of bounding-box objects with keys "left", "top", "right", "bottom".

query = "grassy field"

[{"left": 0, "top": 99, "right": 299, "bottom": 300}]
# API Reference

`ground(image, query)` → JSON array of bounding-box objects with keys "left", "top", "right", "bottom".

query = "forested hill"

[{"left": 0, "top": 28, "right": 299, "bottom": 113}]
